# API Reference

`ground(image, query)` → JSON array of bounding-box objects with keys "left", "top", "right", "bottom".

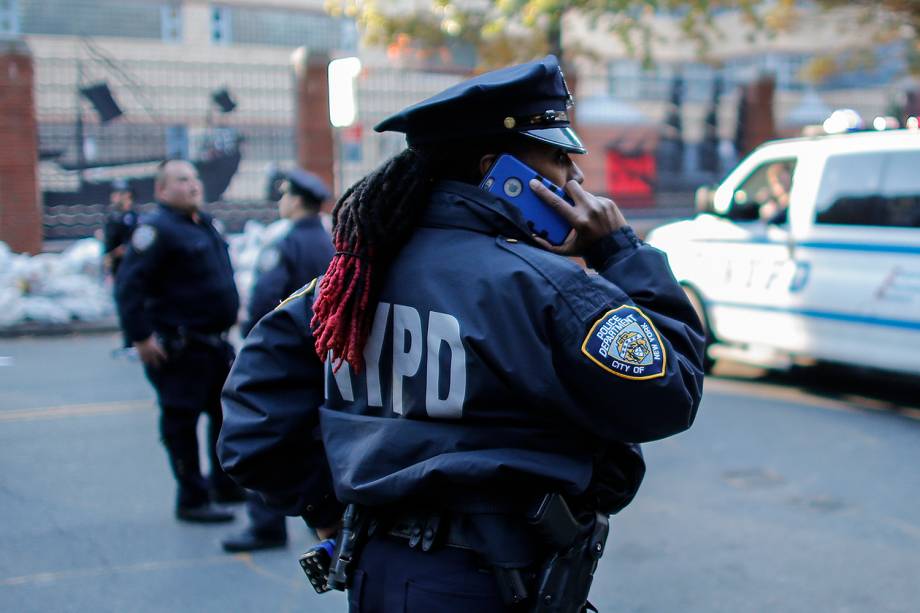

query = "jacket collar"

[
  {"left": 157, "top": 202, "right": 212, "bottom": 225},
  {"left": 421, "top": 180, "right": 537, "bottom": 242}
]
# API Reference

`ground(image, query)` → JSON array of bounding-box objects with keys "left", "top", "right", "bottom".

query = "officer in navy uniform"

[
  {"left": 222, "top": 169, "right": 335, "bottom": 552},
  {"left": 102, "top": 178, "right": 137, "bottom": 277},
  {"left": 242, "top": 168, "right": 334, "bottom": 337},
  {"left": 117, "top": 159, "right": 243, "bottom": 524},
  {"left": 219, "top": 56, "right": 704, "bottom": 611}
]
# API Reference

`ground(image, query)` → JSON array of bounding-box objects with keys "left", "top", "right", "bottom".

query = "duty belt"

[
  {"left": 384, "top": 513, "right": 473, "bottom": 551},
  {"left": 181, "top": 327, "right": 228, "bottom": 349}
]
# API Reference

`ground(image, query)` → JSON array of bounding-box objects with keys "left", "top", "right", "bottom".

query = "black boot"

[
  {"left": 176, "top": 502, "right": 235, "bottom": 523},
  {"left": 222, "top": 528, "right": 287, "bottom": 552}
]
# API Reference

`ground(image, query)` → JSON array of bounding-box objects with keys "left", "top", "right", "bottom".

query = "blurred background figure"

[
  {"left": 222, "top": 167, "right": 333, "bottom": 553},
  {"left": 758, "top": 161, "right": 793, "bottom": 223},
  {"left": 102, "top": 178, "right": 137, "bottom": 278},
  {"left": 242, "top": 168, "right": 333, "bottom": 337},
  {"left": 115, "top": 160, "right": 244, "bottom": 524}
]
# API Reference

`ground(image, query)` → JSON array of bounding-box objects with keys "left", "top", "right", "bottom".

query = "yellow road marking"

[
  {"left": 0, "top": 400, "right": 154, "bottom": 423},
  {"left": 0, "top": 554, "right": 304, "bottom": 589},
  {"left": 1, "top": 555, "right": 236, "bottom": 586}
]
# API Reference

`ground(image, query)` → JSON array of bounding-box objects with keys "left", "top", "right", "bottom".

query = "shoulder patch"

[
  {"left": 131, "top": 225, "right": 157, "bottom": 252},
  {"left": 274, "top": 277, "right": 318, "bottom": 311},
  {"left": 257, "top": 247, "right": 281, "bottom": 273},
  {"left": 581, "top": 305, "right": 666, "bottom": 380}
]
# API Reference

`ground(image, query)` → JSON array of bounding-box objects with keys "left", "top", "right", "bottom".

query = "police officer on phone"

[
  {"left": 116, "top": 159, "right": 244, "bottom": 523},
  {"left": 219, "top": 56, "right": 704, "bottom": 611},
  {"left": 222, "top": 168, "right": 334, "bottom": 552}
]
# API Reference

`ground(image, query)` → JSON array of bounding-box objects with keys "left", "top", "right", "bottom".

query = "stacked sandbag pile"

[
  {"left": 0, "top": 239, "right": 113, "bottom": 328},
  {"left": 1, "top": 218, "right": 297, "bottom": 331}
]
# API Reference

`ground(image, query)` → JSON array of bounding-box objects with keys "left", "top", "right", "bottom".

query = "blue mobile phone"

[{"left": 479, "top": 154, "right": 574, "bottom": 246}]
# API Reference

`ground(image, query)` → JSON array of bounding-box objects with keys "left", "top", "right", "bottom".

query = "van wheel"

[{"left": 683, "top": 286, "right": 716, "bottom": 374}]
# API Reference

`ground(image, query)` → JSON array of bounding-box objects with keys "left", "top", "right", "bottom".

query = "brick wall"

[
  {"left": 0, "top": 38, "right": 41, "bottom": 254},
  {"left": 294, "top": 50, "right": 335, "bottom": 212}
]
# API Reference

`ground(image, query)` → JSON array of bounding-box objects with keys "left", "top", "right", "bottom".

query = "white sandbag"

[
  {"left": 58, "top": 291, "right": 114, "bottom": 321},
  {"left": 20, "top": 295, "right": 71, "bottom": 324},
  {"left": 60, "top": 238, "right": 104, "bottom": 276},
  {"left": 0, "top": 287, "right": 25, "bottom": 326}
]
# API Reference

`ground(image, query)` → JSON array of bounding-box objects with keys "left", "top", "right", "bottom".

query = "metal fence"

[
  {"left": 31, "top": 49, "right": 751, "bottom": 238},
  {"left": 34, "top": 47, "right": 297, "bottom": 238}
]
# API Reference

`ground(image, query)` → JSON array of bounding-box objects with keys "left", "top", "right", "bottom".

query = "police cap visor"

[{"left": 522, "top": 127, "right": 586, "bottom": 155}]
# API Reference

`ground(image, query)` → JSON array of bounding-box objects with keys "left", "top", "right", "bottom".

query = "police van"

[{"left": 646, "top": 128, "right": 920, "bottom": 375}]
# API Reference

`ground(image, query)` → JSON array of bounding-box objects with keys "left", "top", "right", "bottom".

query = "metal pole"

[{"left": 75, "top": 58, "right": 86, "bottom": 185}]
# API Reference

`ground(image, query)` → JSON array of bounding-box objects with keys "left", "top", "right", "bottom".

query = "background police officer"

[
  {"left": 116, "top": 159, "right": 243, "bottom": 523},
  {"left": 102, "top": 178, "right": 137, "bottom": 277},
  {"left": 242, "top": 168, "right": 334, "bottom": 337},
  {"left": 222, "top": 168, "right": 334, "bottom": 552},
  {"left": 219, "top": 56, "right": 704, "bottom": 610}
]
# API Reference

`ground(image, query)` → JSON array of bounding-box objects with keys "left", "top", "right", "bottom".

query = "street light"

[{"left": 328, "top": 57, "right": 361, "bottom": 128}]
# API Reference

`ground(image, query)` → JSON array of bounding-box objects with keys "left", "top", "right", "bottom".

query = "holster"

[
  {"left": 327, "top": 504, "right": 367, "bottom": 591},
  {"left": 528, "top": 495, "right": 609, "bottom": 613},
  {"left": 155, "top": 332, "right": 187, "bottom": 360}
]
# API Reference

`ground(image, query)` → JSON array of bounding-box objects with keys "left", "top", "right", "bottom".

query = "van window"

[
  {"left": 815, "top": 150, "right": 920, "bottom": 228},
  {"left": 727, "top": 159, "right": 796, "bottom": 223}
]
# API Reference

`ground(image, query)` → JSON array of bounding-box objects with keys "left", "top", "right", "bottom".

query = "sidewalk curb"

[{"left": 0, "top": 318, "right": 121, "bottom": 339}]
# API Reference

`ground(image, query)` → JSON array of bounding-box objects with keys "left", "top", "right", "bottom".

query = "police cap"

[
  {"left": 286, "top": 168, "right": 331, "bottom": 204},
  {"left": 111, "top": 178, "right": 134, "bottom": 194},
  {"left": 374, "top": 55, "right": 586, "bottom": 154}
]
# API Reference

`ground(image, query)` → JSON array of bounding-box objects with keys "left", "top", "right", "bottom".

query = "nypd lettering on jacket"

[
  {"left": 582, "top": 305, "right": 666, "bottom": 380},
  {"left": 325, "top": 302, "right": 467, "bottom": 418}
]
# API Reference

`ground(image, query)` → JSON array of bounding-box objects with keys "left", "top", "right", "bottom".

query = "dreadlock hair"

[{"left": 312, "top": 135, "right": 529, "bottom": 372}]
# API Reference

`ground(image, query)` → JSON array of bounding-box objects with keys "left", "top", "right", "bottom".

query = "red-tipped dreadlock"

[{"left": 311, "top": 149, "right": 435, "bottom": 371}]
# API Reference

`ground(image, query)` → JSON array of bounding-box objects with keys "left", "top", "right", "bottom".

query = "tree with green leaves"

[{"left": 325, "top": 1, "right": 918, "bottom": 76}]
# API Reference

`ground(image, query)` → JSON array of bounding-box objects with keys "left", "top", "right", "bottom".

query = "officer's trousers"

[
  {"left": 144, "top": 340, "right": 237, "bottom": 508},
  {"left": 348, "top": 535, "right": 514, "bottom": 613},
  {"left": 244, "top": 490, "right": 287, "bottom": 538}
]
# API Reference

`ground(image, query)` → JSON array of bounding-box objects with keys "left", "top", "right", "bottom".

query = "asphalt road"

[{"left": 1, "top": 333, "right": 918, "bottom": 612}]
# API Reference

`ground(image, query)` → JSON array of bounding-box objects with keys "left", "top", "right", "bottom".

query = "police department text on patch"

[{"left": 581, "top": 305, "right": 666, "bottom": 380}]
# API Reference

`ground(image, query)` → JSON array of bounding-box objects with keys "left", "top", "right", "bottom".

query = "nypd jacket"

[
  {"left": 218, "top": 180, "right": 705, "bottom": 531},
  {"left": 115, "top": 204, "right": 239, "bottom": 343},
  {"left": 243, "top": 216, "right": 334, "bottom": 337}
]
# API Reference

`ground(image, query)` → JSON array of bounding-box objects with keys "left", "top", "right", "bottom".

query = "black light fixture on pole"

[
  {"left": 79, "top": 81, "right": 124, "bottom": 123},
  {"left": 211, "top": 88, "right": 237, "bottom": 113}
]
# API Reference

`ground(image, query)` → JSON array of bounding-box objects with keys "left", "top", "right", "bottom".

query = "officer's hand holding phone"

[{"left": 528, "top": 179, "right": 627, "bottom": 256}]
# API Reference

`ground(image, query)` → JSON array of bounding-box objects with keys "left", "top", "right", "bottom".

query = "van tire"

[{"left": 682, "top": 285, "right": 716, "bottom": 374}]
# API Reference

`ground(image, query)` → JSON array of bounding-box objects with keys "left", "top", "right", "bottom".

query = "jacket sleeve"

[
  {"left": 114, "top": 225, "right": 163, "bottom": 343},
  {"left": 544, "top": 227, "right": 706, "bottom": 444},
  {"left": 103, "top": 216, "right": 120, "bottom": 254},
  {"left": 218, "top": 287, "right": 343, "bottom": 528},
  {"left": 243, "top": 245, "right": 291, "bottom": 337}
]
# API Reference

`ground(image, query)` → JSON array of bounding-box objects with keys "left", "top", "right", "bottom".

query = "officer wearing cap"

[
  {"left": 102, "top": 178, "right": 137, "bottom": 277},
  {"left": 222, "top": 168, "right": 334, "bottom": 552},
  {"left": 219, "top": 56, "right": 704, "bottom": 610},
  {"left": 242, "top": 169, "right": 334, "bottom": 337},
  {"left": 116, "top": 159, "right": 244, "bottom": 524}
]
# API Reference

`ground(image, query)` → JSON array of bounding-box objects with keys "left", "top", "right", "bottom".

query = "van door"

[
  {"left": 700, "top": 158, "right": 806, "bottom": 355},
  {"left": 797, "top": 149, "right": 920, "bottom": 375}
]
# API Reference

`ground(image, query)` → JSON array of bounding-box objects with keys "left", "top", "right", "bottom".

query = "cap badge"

[{"left": 559, "top": 69, "right": 574, "bottom": 107}]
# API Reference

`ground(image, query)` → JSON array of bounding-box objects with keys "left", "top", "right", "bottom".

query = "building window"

[
  {"left": 18, "top": 0, "right": 163, "bottom": 39},
  {"left": 0, "top": 0, "right": 19, "bottom": 34},
  {"left": 160, "top": 3, "right": 181, "bottom": 43},
  {"left": 608, "top": 60, "right": 716, "bottom": 102},
  {"left": 226, "top": 5, "right": 355, "bottom": 51},
  {"left": 210, "top": 5, "right": 231, "bottom": 45}
]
